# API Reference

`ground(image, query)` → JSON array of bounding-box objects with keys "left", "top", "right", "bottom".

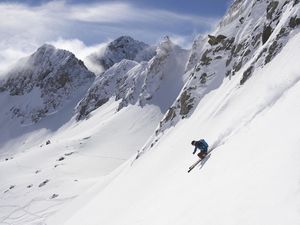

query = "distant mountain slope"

[
  {"left": 76, "top": 36, "right": 189, "bottom": 120},
  {"left": 0, "top": 44, "right": 95, "bottom": 124}
]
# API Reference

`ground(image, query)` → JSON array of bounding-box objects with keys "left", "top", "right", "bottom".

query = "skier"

[{"left": 191, "top": 139, "right": 209, "bottom": 159}]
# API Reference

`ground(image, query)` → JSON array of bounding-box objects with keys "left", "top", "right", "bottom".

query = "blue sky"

[
  {"left": 0, "top": 0, "right": 231, "bottom": 45},
  {"left": 0, "top": 0, "right": 231, "bottom": 72},
  {"left": 8, "top": 0, "right": 230, "bottom": 17}
]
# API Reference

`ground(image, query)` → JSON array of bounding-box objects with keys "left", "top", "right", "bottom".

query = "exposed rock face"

[
  {"left": 208, "top": 35, "right": 227, "bottom": 46},
  {"left": 76, "top": 59, "right": 139, "bottom": 120},
  {"left": 267, "top": 1, "right": 279, "bottom": 19},
  {"left": 88, "top": 36, "right": 156, "bottom": 71},
  {"left": 0, "top": 44, "right": 95, "bottom": 123},
  {"left": 289, "top": 15, "right": 300, "bottom": 28},
  {"left": 76, "top": 37, "right": 189, "bottom": 120},
  {"left": 262, "top": 25, "right": 273, "bottom": 44},
  {"left": 136, "top": 0, "right": 300, "bottom": 157}
]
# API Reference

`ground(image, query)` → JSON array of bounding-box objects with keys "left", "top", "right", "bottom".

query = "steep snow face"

[
  {"left": 88, "top": 36, "right": 156, "bottom": 71},
  {"left": 76, "top": 37, "right": 190, "bottom": 120},
  {"left": 153, "top": 0, "right": 300, "bottom": 143},
  {"left": 0, "top": 44, "right": 95, "bottom": 124},
  {"left": 47, "top": 24, "right": 300, "bottom": 225}
]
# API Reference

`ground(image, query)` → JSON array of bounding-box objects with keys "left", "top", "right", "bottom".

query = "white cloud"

[
  {"left": 167, "top": 35, "right": 193, "bottom": 49},
  {"left": 50, "top": 38, "right": 109, "bottom": 74},
  {"left": 0, "top": 1, "right": 218, "bottom": 74},
  {"left": 67, "top": 2, "right": 218, "bottom": 28}
]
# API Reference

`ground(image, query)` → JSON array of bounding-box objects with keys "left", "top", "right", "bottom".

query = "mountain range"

[{"left": 0, "top": 0, "right": 300, "bottom": 224}]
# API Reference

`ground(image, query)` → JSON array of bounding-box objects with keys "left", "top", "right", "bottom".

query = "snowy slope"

[
  {"left": 1, "top": 0, "right": 300, "bottom": 225},
  {"left": 48, "top": 25, "right": 300, "bottom": 225},
  {"left": 0, "top": 99, "right": 163, "bottom": 225}
]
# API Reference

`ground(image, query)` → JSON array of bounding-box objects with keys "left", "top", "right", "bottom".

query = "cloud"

[
  {"left": 50, "top": 38, "right": 109, "bottom": 74},
  {"left": 67, "top": 2, "right": 217, "bottom": 28},
  {"left": 0, "top": 1, "right": 218, "bottom": 74},
  {"left": 166, "top": 35, "right": 195, "bottom": 49}
]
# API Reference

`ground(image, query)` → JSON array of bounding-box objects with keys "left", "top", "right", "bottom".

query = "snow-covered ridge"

[
  {"left": 0, "top": 44, "right": 95, "bottom": 124},
  {"left": 88, "top": 36, "right": 156, "bottom": 72},
  {"left": 219, "top": 0, "right": 249, "bottom": 27},
  {"left": 76, "top": 36, "right": 189, "bottom": 120},
  {"left": 136, "top": 0, "right": 300, "bottom": 158}
]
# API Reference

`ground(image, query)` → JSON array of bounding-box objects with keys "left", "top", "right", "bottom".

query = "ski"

[
  {"left": 188, "top": 149, "right": 213, "bottom": 173},
  {"left": 188, "top": 158, "right": 202, "bottom": 173}
]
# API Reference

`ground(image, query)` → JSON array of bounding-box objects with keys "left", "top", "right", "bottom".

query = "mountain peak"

[
  {"left": 156, "top": 36, "right": 180, "bottom": 56},
  {"left": 76, "top": 35, "right": 189, "bottom": 120},
  {"left": 109, "top": 36, "right": 140, "bottom": 46},
  {"left": 88, "top": 36, "right": 155, "bottom": 71},
  {"left": 0, "top": 44, "right": 94, "bottom": 123},
  {"left": 161, "top": 35, "right": 171, "bottom": 42},
  {"left": 37, "top": 43, "right": 56, "bottom": 51}
]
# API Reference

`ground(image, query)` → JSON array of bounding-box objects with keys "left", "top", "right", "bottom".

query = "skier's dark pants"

[{"left": 197, "top": 151, "right": 207, "bottom": 159}]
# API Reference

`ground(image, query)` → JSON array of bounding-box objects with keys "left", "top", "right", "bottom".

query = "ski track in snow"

[
  {"left": 0, "top": 99, "right": 164, "bottom": 224},
  {"left": 0, "top": 195, "right": 76, "bottom": 225}
]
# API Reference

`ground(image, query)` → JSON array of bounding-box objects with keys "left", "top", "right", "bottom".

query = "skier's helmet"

[{"left": 191, "top": 141, "right": 196, "bottom": 145}]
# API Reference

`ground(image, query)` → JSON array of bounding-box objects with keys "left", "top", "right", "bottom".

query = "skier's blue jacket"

[{"left": 193, "top": 139, "right": 209, "bottom": 154}]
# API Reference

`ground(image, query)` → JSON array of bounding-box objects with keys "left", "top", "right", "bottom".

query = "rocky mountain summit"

[
  {"left": 0, "top": 44, "right": 95, "bottom": 123},
  {"left": 88, "top": 36, "right": 156, "bottom": 71},
  {"left": 0, "top": 35, "right": 189, "bottom": 124},
  {"left": 76, "top": 36, "right": 189, "bottom": 120}
]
